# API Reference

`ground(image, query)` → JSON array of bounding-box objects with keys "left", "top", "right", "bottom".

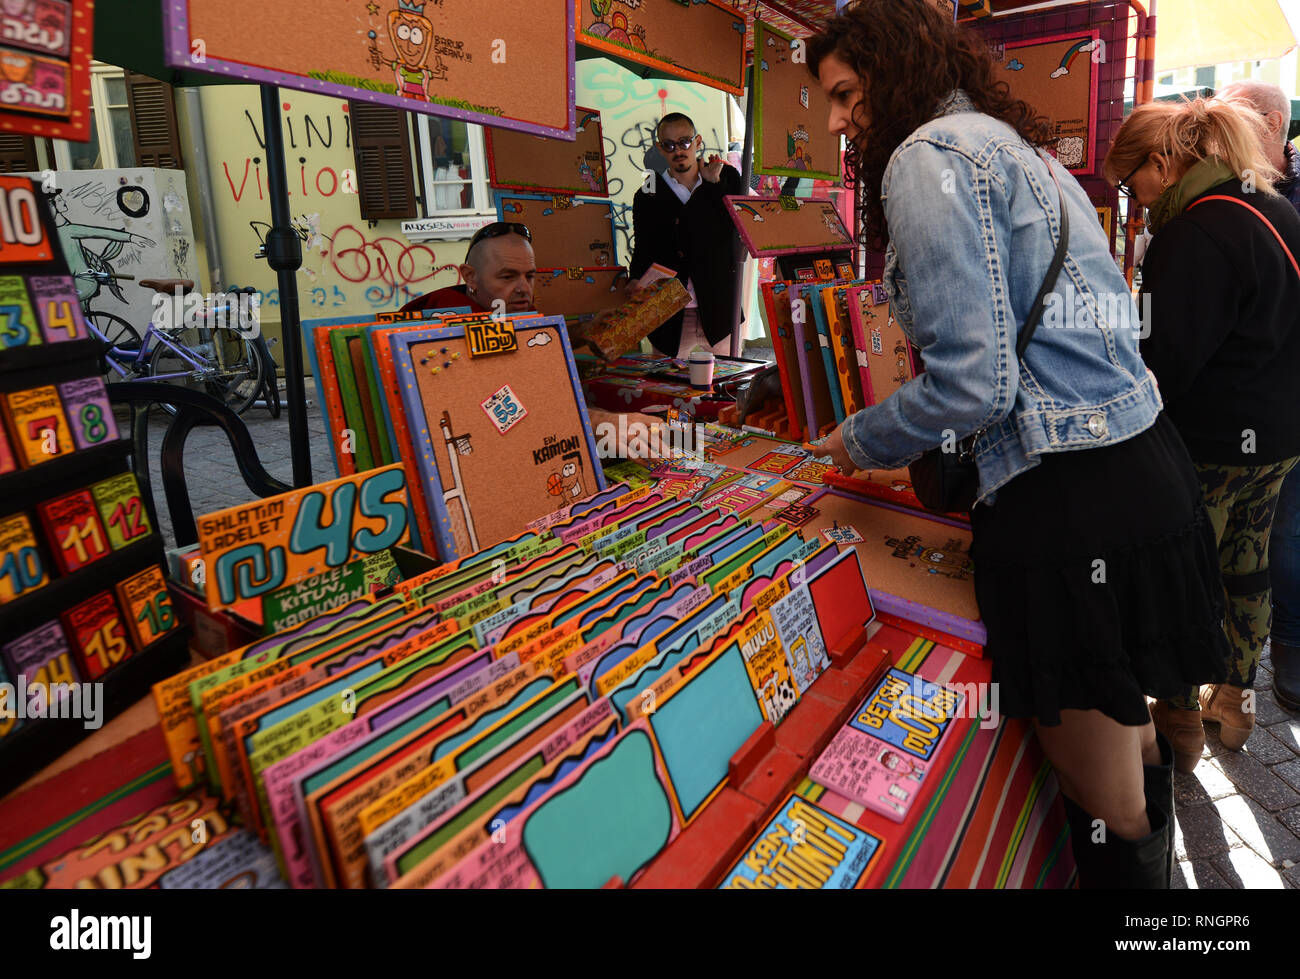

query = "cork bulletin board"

[
  {"left": 804, "top": 489, "right": 984, "bottom": 644},
  {"left": 534, "top": 267, "right": 628, "bottom": 321},
  {"left": 753, "top": 21, "right": 840, "bottom": 181},
  {"left": 727, "top": 196, "right": 854, "bottom": 257},
  {"left": 995, "top": 31, "right": 1100, "bottom": 173},
  {"left": 576, "top": 0, "right": 746, "bottom": 95},
  {"left": 390, "top": 314, "right": 604, "bottom": 560},
  {"left": 487, "top": 107, "right": 609, "bottom": 196},
  {"left": 164, "top": 0, "right": 576, "bottom": 138},
  {"left": 847, "top": 283, "right": 917, "bottom": 408},
  {"left": 496, "top": 193, "right": 618, "bottom": 269}
]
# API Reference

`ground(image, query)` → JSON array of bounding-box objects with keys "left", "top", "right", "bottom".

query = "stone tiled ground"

[
  {"left": 1173, "top": 641, "right": 1300, "bottom": 889},
  {"left": 128, "top": 381, "right": 1300, "bottom": 889}
]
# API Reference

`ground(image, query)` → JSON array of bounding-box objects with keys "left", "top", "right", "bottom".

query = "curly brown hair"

[{"left": 808, "top": 0, "right": 1051, "bottom": 250}]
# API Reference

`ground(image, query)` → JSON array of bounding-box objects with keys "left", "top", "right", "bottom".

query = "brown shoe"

[
  {"left": 1199, "top": 683, "right": 1254, "bottom": 751},
  {"left": 1150, "top": 701, "right": 1205, "bottom": 774}
]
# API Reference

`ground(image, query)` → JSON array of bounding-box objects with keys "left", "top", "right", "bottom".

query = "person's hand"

[
  {"left": 587, "top": 408, "right": 671, "bottom": 461},
  {"left": 701, "top": 154, "right": 725, "bottom": 183},
  {"left": 821, "top": 423, "right": 859, "bottom": 475}
]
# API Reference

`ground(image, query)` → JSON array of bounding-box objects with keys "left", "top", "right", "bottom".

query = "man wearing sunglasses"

[
  {"left": 400, "top": 221, "right": 536, "bottom": 315},
  {"left": 629, "top": 112, "right": 744, "bottom": 358}
]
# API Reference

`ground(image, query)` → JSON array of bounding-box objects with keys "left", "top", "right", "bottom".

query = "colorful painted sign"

[
  {"left": 164, "top": 0, "right": 576, "bottom": 138},
  {"left": 194, "top": 463, "right": 412, "bottom": 608}
]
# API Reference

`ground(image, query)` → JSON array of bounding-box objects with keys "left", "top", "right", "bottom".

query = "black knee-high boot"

[
  {"left": 1063, "top": 795, "right": 1170, "bottom": 889},
  {"left": 1143, "top": 731, "right": 1175, "bottom": 884}
]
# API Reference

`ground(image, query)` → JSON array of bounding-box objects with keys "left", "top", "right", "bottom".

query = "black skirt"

[{"left": 970, "top": 412, "right": 1230, "bottom": 727}]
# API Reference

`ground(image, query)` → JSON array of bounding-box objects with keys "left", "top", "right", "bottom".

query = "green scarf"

[{"left": 1145, "top": 157, "right": 1236, "bottom": 233}]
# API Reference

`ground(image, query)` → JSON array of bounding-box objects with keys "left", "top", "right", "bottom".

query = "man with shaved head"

[
  {"left": 401, "top": 221, "right": 536, "bottom": 315},
  {"left": 1217, "top": 80, "right": 1300, "bottom": 712}
]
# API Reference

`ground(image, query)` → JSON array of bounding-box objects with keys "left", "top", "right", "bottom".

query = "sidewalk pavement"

[{"left": 134, "top": 394, "right": 1300, "bottom": 889}]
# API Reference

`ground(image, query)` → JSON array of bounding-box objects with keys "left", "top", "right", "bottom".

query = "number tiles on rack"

[
  {"left": 28, "top": 275, "right": 87, "bottom": 344},
  {"left": 0, "top": 274, "right": 39, "bottom": 349},
  {"left": 0, "top": 511, "right": 48, "bottom": 604},
  {"left": 116, "top": 565, "right": 178, "bottom": 650},
  {"left": 57, "top": 377, "right": 117, "bottom": 450},
  {"left": 0, "top": 177, "right": 54, "bottom": 265},
  {"left": 1, "top": 619, "right": 81, "bottom": 698},
  {"left": 88, "top": 473, "right": 152, "bottom": 551},
  {"left": 2, "top": 383, "right": 73, "bottom": 466},
  {"left": 37, "top": 488, "right": 110, "bottom": 574},
  {"left": 60, "top": 589, "right": 134, "bottom": 681}
]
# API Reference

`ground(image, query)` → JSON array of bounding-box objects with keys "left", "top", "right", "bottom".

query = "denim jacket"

[{"left": 842, "top": 91, "right": 1163, "bottom": 505}]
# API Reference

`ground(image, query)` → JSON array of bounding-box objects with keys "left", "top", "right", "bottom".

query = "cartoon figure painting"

[
  {"left": 547, "top": 450, "right": 585, "bottom": 502},
  {"left": 45, "top": 190, "right": 155, "bottom": 307},
  {"left": 785, "top": 126, "right": 812, "bottom": 171},
  {"left": 585, "top": 0, "right": 647, "bottom": 51},
  {"left": 367, "top": 1, "right": 448, "bottom": 102}
]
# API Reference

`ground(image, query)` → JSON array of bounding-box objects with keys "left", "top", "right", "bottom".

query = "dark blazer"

[
  {"left": 629, "top": 163, "right": 744, "bottom": 354},
  {"left": 1141, "top": 178, "right": 1300, "bottom": 466}
]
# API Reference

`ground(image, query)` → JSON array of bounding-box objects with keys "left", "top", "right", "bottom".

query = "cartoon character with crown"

[{"left": 368, "top": 0, "right": 449, "bottom": 102}]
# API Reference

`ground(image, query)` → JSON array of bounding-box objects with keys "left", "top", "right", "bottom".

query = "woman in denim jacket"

[{"left": 812, "top": 0, "right": 1229, "bottom": 888}]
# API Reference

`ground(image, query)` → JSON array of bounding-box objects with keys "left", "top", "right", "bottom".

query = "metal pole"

[
  {"left": 731, "top": 65, "right": 757, "bottom": 359},
  {"left": 259, "top": 84, "right": 312, "bottom": 487}
]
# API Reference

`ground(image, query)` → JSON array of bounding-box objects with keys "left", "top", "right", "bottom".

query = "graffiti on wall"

[{"left": 39, "top": 168, "right": 200, "bottom": 331}]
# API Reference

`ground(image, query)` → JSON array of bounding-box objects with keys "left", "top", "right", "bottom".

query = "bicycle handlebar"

[{"left": 75, "top": 270, "right": 136, "bottom": 281}]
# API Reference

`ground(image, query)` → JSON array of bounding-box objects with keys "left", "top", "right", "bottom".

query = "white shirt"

[{"left": 660, "top": 168, "right": 700, "bottom": 308}]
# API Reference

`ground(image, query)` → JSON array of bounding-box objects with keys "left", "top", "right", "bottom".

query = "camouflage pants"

[{"left": 1168, "top": 456, "right": 1300, "bottom": 709}]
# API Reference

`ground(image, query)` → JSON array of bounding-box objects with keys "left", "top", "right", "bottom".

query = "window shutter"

[
  {"left": 0, "top": 133, "right": 38, "bottom": 172},
  {"left": 349, "top": 101, "right": 416, "bottom": 221},
  {"left": 125, "top": 71, "right": 183, "bottom": 169}
]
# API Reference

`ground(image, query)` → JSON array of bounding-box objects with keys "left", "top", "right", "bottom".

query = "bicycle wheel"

[{"left": 148, "top": 327, "right": 265, "bottom": 415}]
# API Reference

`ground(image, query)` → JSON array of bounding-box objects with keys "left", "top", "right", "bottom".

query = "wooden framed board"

[
  {"left": 727, "top": 196, "right": 854, "bottom": 258},
  {"left": 803, "top": 489, "right": 984, "bottom": 644},
  {"left": 164, "top": 0, "right": 577, "bottom": 139},
  {"left": 389, "top": 313, "right": 604, "bottom": 560},
  {"left": 0, "top": 0, "right": 93, "bottom": 142},
  {"left": 760, "top": 281, "right": 806, "bottom": 440},
  {"left": 575, "top": 0, "right": 746, "bottom": 95},
  {"left": 846, "top": 283, "right": 917, "bottom": 408},
  {"left": 487, "top": 106, "right": 609, "bottom": 196},
  {"left": 534, "top": 267, "right": 628, "bottom": 322},
  {"left": 995, "top": 31, "right": 1100, "bottom": 174},
  {"left": 753, "top": 20, "right": 840, "bottom": 181},
  {"left": 824, "top": 282, "right": 866, "bottom": 416},
  {"left": 495, "top": 193, "right": 618, "bottom": 268},
  {"left": 791, "top": 282, "right": 836, "bottom": 437}
]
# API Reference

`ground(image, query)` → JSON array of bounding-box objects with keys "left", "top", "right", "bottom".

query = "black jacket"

[
  {"left": 629, "top": 164, "right": 744, "bottom": 354},
  {"left": 1141, "top": 178, "right": 1300, "bottom": 465}
]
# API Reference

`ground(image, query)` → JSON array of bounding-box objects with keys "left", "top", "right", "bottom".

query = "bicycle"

[{"left": 78, "top": 271, "right": 268, "bottom": 416}]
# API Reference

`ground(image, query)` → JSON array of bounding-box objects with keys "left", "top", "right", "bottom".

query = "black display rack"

[{"left": 0, "top": 179, "right": 189, "bottom": 799}]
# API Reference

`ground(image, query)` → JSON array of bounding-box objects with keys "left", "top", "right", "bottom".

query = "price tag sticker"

[
  {"left": 61, "top": 591, "right": 133, "bottom": 681},
  {"left": 37, "top": 488, "right": 110, "bottom": 574},
  {"left": 821, "top": 524, "right": 865, "bottom": 546},
  {"left": 774, "top": 502, "right": 819, "bottom": 528},
  {"left": 480, "top": 384, "right": 528, "bottom": 434},
  {"left": 29, "top": 275, "right": 88, "bottom": 343},
  {"left": 465, "top": 317, "right": 518, "bottom": 357},
  {"left": 89, "top": 472, "right": 153, "bottom": 550},
  {"left": 3, "top": 385, "right": 73, "bottom": 466},
  {"left": 57, "top": 377, "right": 118, "bottom": 450},
  {"left": 0, "top": 512, "right": 48, "bottom": 605},
  {"left": 116, "top": 565, "right": 177, "bottom": 650}
]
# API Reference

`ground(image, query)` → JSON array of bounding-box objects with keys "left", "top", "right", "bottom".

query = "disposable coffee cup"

[{"left": 689, "top": 350, "right": 715, "bottom": 389}]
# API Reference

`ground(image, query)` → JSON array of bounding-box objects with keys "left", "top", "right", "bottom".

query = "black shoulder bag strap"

[{"left": 1017, "top": 150, "right": 1071, "bottom": 358}]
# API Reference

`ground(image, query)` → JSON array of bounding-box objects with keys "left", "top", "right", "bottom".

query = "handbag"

[
  {"left": 1187, "top": 194, "right": 1300, "bottom": 280},
  {"left": 908, "top": 152, "right": 1071, "bottom": 514}
]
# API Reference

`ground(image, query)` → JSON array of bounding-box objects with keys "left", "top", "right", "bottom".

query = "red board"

[
  {"left": 37, "top": 488, "right": 109, "bottom": 574},
  {"left": 60, "top": 590, "right": 133, "bottom": 681}
]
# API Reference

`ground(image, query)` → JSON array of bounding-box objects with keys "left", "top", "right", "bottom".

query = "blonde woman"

[{"left": 1105, "top": 98, "right": 1300, "bottom": 771}]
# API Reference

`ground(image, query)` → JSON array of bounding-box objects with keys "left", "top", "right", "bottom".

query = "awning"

[{"left": 1154, "top": 0, "right": 1297, "bottom": 73}]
